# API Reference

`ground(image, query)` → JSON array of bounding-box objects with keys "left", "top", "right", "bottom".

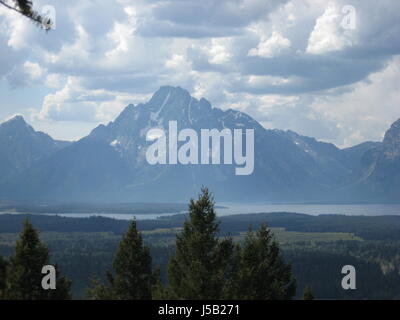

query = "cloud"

[
  {"left": 309, "top": 55, "right": 400, "bottom": 147},
  {"left": 0, "top": 0, "right": 399, "bottom": 147},
  {"left": 137, "top": 0, "right": 289, "bottom": 38},
  {"left": 34, "top": 77, "right": 99, "bottom": 122},
  {"left": 306, "top": 2, "right": 354, "bottom": 54},
  {"left": 33, "top": 77, "right": 151, "bottom": 123},
  {"left": 248, "top": 31, "right": 291, "bottom": 58},
  {"left": 6, "top": 61, "right": 45, "bottom": 88},
  {"left": 229, "top": 53, "right": 385, "bottom": 95}
]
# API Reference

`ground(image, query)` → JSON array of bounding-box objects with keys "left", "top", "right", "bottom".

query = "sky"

[{"left": 0, "top": 0, "right": 399, "bottom": 147}]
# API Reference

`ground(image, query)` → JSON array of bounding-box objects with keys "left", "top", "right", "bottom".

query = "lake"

[{"left": 13, "top": 203, "right": 400, "bottom": 221}]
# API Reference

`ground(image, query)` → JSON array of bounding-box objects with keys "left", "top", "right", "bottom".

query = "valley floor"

[{"left": 1, "top": 211, "right": 400, "bottom": 299}]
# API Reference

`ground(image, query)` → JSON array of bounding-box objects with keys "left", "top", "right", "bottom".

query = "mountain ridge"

[
  {"left": 0, "top": 115, "right": 71, "bottom": 184},
  {"left": 0, "top": 86, "right": 397, "bottom": 202}
]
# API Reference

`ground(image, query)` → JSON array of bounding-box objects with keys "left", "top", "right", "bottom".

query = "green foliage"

[
  {"left": 303, "top": 286, "right": 314, "bottom": 300},
  {"left": 112, "top": 220, "right": 154, "bottom": 299},
  {"left": 284, "top": 242, "right": 400, "bottom": 299},
  {"left": 3, "top": 220, "right": 71, "bottom": 300},
  {"left": 2, "top": 211, "right": 400, "bottom": 241},
  {"left": 86, "top": 277, "right": 116, "bottom": 300},
  {"left": 166, "top": 189, "right": 296, "bottom": 300},
  {"left": 2, "top": 195, "right": 400, "bottom": 300},
  {"left": 228, "top": 224, "right": 296, "bottom": 299},
  {"left": 167, "top": 187, "right": 235, "bottom": 299},
  {"left": 0, "top": 255, "right": 7, "bottom": 299},
  {"left": 151, "top": 269, "right": 171, "bottom": 300},
  {"left": 88, "top": 220, "right": 156, "bottom": 300}
]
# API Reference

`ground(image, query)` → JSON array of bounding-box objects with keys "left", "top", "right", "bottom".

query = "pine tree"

[
  {"left": 88, "top": 220, "right": 155, "bottom": 300},
  {"left": 303, "top": 286, "right": 314, "bottom": 300},
  {"left": 0, "top": 255, "right": 7, "bottom": 299},
  {"left": 4, "top": 220, "right": 71, "bottom": 300},
  {"left": 230, "top": 224, "right": 296, "bottom": 300},
  {"left": 167, "top": 187, "right": 235, "bottom": 299},
  {"left": 86, "top": 276, "right": 117, "bottom": 300}
]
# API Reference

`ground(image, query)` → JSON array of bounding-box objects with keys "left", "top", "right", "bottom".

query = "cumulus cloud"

[
  {"left": 306, "top": 2, "right": 354, "bottom": 54},
  {"left": 309, "top": 55, "right": 400, "bottom": 147},
  {"left": 34, "top": 77, "right": 99, "bottom": 122},
  {"left": 248, "top": 31, "right": 291, "bottom": 58},
  {"left": 6, "top": 61, "right": 45, "bottom": 88},
  {"left": 0, "top": 0, "right": 399, "bottom": 146},
  {"left": 33, "top": 77, "right": 132, "bottom": 123}
]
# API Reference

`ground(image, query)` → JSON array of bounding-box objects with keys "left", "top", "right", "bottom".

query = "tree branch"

[{"left": 0, "top": 0, "right": 50, "bottom": 29}]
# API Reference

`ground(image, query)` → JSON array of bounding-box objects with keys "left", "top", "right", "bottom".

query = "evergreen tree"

[
  {"left": 0, "top": 255, "right": 7, "bottom": 299},
  {"left": 150, "top": 269, "right": 170, "bottom": 300},
  {"left": 4, "top": 220, "right": 71, "bottom": 300},
  {"left": 230, "top": 224, "right": 296, "bottom": 300},
  {"left": 167, "top": 187, "right": 235, "bottom": 299},
  {"left": 87, "top": 276, "right": 117, "bottom": 300},
  {"left": 303, "top": 285, "right": 314, "bottom": 300},
  {"left": 88, "top": 220, "right": 155, "bottom": 300},
  {"left": 0, "top": 0, "right": 52, "bottom": 29}
]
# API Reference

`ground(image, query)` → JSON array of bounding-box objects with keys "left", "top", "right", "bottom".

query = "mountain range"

[{"left": 0, "top": 86, "right": 399, "bottom": 203}]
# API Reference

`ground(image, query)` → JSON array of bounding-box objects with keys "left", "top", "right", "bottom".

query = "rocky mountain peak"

[
  {"left": 382, "top": 118, "right": 400, "bottom": 160},
  {"left": 147, "top": 86, "right": 191, "bottom": 111},
  {"left": 1, "top": 115, "right": 31, "bottom": 131},
  {"left": 1, "top": 87, "right": 398, "bottom": 202}
]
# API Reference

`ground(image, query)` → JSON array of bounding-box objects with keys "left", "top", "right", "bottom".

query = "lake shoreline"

[{"left": 1, "top": 202, "right": 400, "bottom": 221}]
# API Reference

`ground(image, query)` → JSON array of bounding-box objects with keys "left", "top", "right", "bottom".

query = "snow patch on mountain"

[{"left": 110, "top": 139, "right": 120, "bottom": 147}]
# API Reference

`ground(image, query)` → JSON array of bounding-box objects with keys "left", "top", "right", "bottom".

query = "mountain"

[
  {"left": 5, "top": 138, "right": 133, "bottom": 202},
  {"left": 0, "top": 86, "right": 397, "bottom": 203},
  {"left": 84, "top": 85, "right": 372, "bottom": 201},
  {"left": 355, "top": 119, "right": 400, "bottom": 201},
  {"left": 0, "top": 115, "right": 70, "bottom": 183},
  {"left": 106, "top": 86, "right": 387, "bottom": 201}
]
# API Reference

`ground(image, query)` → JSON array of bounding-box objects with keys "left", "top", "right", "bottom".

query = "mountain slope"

[
  {"left": 5, "top": 137, "right": 133, "bottom": 202},
  {"left": 0, "top": 115, "right": 70, "bottom": 183},
  {"left": 0, "top": 87, "right": 395, "bottom": 202},
  {"left": 87, "top": 86, "right": 339, "bottom": 201},
  {"left": 359, "top": 119, "right": 400, "bottom": 201}
]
